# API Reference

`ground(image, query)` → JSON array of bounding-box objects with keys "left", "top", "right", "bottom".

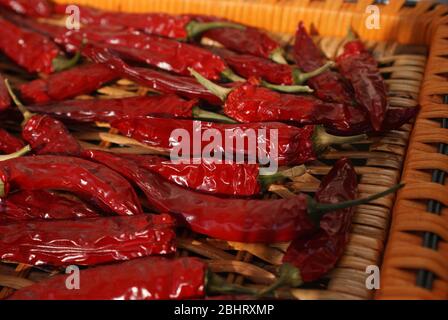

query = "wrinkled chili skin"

[
  {"left": 27, "top": 95, "right": 197, "bottom": 123},
  {"left": 9, "top": 256, "right": 206, "bottom": 300},
  {"left": 293, "top": 22, "right": 354, "bottom": 105},
  {"left": 0, "top": 73, "right": 11, "bottom": 110},
  {"left": 54, "top": 3, "right": 193, "bottom": 40},
  {"left": 337, "top": 40, "right": 388, "bottom": 131},
  {"left": 61, "top": 29, "right": 227, "bottom": 80},
  {"left": 210, "top": 46, "right": 294, "bottom": 85},
  {"left": 0, "top": 128, "right": 24, "bottom": 154},
  {"left": 22, "top": 115, "right": 82, "bottom": 156},
  {"left": 83, "top": 45, "right": 221, "bottom": 104},
  {"left": 84, "top": 150, "right": 318, "bottom": 243},
  {"left": 0, "top": 214, "right": 176, "bottom": 267},
  {"left": 0, "top": 190, "right": 99, "bottom": 221},
  {"left": 283, "top": 158, "right": 357, "bottom": 282},
  {"left": 0, "top": 17, "right": 60, "bottom": 74},
  {"left": 0, "top": 155, "right": 143, "bottom": 216},
  {"left": 224, "top": 79, "right": 351, "bottom": 132},
  {"left": 111, "top": 117, "right": 317, "bottom": 166},
  {"left": 0, "top": 0, "right": 53, "bottom": 17},
  {"left": 110, "top": 154, "right": 262, "bottom": 197},
  {"left": 203, "top": 27, "right": 280, "bottom": 60},
  {"left": 18, "top": 63, "right": 119, "bottom": 104}
]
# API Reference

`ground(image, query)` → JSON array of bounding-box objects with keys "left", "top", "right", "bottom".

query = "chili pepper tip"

[
  {"left": 189, "top": 68, "right": 232, "bottom": 101},
  {"left": 186, "top": 21, "right": 246, "bottom": 40},
  {"left": 270, "top": 48, "right": 288, "bottom": 65},
  {"left": 257, "top": 263, "right": 303, "bottom": 297}
]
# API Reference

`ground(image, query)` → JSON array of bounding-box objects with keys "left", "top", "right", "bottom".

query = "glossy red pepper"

[
  {"left": 9, "top": 257, "right": 207, "bottom": 300},
  {"left": 0, "top": 155, "right": 143, "bottom": 216},
  {"left": 83, "top": 45, "right": 222, "bottom": 105},
  {"left": 84, "top": 150, "right": 400, "bottom": 243},
  {"left": 0, "top": 190, "right": 99, "bottom": 221},
  {"left": 27, "top": 95, "right": 197, "bottom": 124},
  {"left": 0, "top": 73, "right": 11, "bottom": 110},
  {"left": 0, "top": 0, "right": 53, "bottom": 17},
  {"left": 293, "top": 22, "right": 355, "bottom": 105},
  {"left": 18, "top": 63, "right": 120, "bottom": 104},
  {"left": 54, "top": 3, "right": 242, "bottom": 40},
  {"left": 0, "top": 17, "right": 78, "bottom": 74},
  {"left": 0, "top": 214, "right": 176, "bottom": 267},
  {"left": 0, "top": 128, "right": 24, "bottom": 154},
  {"left": 111, "top": 117, "right": 364, "bottom": 166},
  {"left": 336, "top": 38, "right": 389, "bottom": 131},
  {"left": 283, "top": 158, "right": 358, "bottom": 283}
]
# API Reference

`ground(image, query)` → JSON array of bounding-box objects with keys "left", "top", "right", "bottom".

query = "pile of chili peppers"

[{"left": 0, "top": 2, "right": 416, "bottom": 300}]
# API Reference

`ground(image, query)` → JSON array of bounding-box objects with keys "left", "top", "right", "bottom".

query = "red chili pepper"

[
  {"left": 110, "top": 117, "right": 364, "bottom": 166},
  {"left": 83, "top": 45, "right": 222, "bottom": 105},
  {"left": 336, "top": 38, "right": 389, "bottom": 131},
  {"left": 10, "top": 257, "right": 250, "bottom": 300},
  {"left": 0, "top": 190, "right": 99, "bottom": 221},
  {"left": 54, "top": 3, "right": 243, "bottom": 40},
  {"left": 0, "top": 0, "right": 53, "bottom": 17},
  {"left": 0, "top": 155, "right": 143, "bottom": 216},
  {"left": 18, "top": 63, "right": 120, "bottom": 104},
  {"left": 283, "top": 158, "right": 357, "bottom": 283},
  {"left": 0, "top": 73, "right": 11, "bottom": 110},
  {"left": 0, "top": 128, "right": 24, "bottom": 154},
  {"left": 84, "top": 150, "right": 401, "bottom": 243},
  {"left": 0, "top": 17, "right": 79, "bottom": 74},
  {"left": 293, "top": 22, "right": 355, "bottom": 105},
  {"left": 27, "top": 95, "right": 197, "bottom": 124},
  {"left": 0, "top": 214, "right": 176, "bottom": 267}
]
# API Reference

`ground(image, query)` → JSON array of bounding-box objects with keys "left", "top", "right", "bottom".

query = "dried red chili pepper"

[
  {"left": 0, "top": 128, "right": 24, "bottom": 154},
  {"left": 0, "top": 17, "right": 79, "bottom": 74},
  {"left": 0, "top": 214, "right": 176, "bottom": 267},
  {"left": 0, "top": 73, "right": 11, "bottom": 110},
  {"left": 110, "top": 117, "right": 365, "bottom": 166},
  {"left": 9, "top": 256, "right": 256, "bottom": 300},
  {"left": 209, "top": 46, "right": 332, "bottom": 86},
  {"left": 83, "top": 45, "right": 223, "bottom": 105},
  {"left": 336, "top": 37, "right": 389, "bottom": 131},
  {"left": 0, "top": 155, "right": 143, "bottom": 216},
  {"left": 0, "top": 190, "right": 99, "bottom": 221},
  {"left": 0, "top": 0, "right": 53, "bottom": 17},
  {"left": 18, "top": 63, "right": 119, "bottom": 104},
  {"left": 54, "top": 3, "right": 243, "bottom": 40},
  {"left": 84, "top": 150, "right": 402, "bottom": 243},
  {"left": 293, "top": 22, "right": 355, "bottom": 106}
]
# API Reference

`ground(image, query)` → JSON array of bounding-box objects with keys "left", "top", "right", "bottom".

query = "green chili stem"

[
  {"left": 221, "top": 68, "right": 245, "bottom": 82},
  {"left": 4, "top": 79, "right": 34, "bottom": 124},
  {"left": 261, "top": 81, "right": 313, "bottom": 93},
  {"left": 189, "top": 68, "right": 232, "bottom": 101},
  {"left": 186, "top": 21, "right": 246, "bottom": 40},
  {"left": 292, "top": 61, "right": 335, "bottom": 84},
  {"left": 192, "top": 106, "right": 238, "bottom": 124},
  {"left": 270, "top": 47, "right": 288, "bottom": 64},
  {"left": 206, "top": 271, "right": 258, "bottom": 296},
  {"left": 312, "top": 126, "right": 368, "bottom": 155},
  {"left": 258, "top": 165, "right": 307, "bottom": 190},
  {"left": 257, "top": 264, "right": 303, "bottom": 297},
  {"left": 52, "top": 50, "right": 81, "bottom": 72}
]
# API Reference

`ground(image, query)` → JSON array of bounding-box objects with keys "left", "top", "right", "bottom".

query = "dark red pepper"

[
  {"left": 0, "top": 155, "right": 143, "bottom": 216},
  {"left": 18, "top": 63, "right": 120, "bottom": 104},
  {"left": 283, "top": 158, "right": 358, "bottom": 283},
  {"left": 54, "top": 3, "right": 243, "bottom": 40},
  {"left": 0, "top": 17, "right": 78, "bottom": 74},
  {"left": 27, "top": 95, "right": 197, "bottom": 124},
  {"left": 336, "top": 38, "right": 389, "bottom": 131},
  {"left": 84, "top": 150, "right": 401, "bottom": 243},
  {"left": 0, "top": 73, "right": 11, "bottom": 110},
  {"left": 0, "top": 190, "right": 99, "bottom": 221},
  {"left": 83, "top": 45, "right": 222, "bottom": 105},
  {"left": 0, "top": 128, "right": 24, "bottom": 154},
  {"left": 8, "top": 257, "right": 210, "bottom": 300},
  {"left": 0, "top": 214, "right": 176, "bottom": 267},
  {"left": 0, "top": 0, "right": 53, "bottom": 18},
  {"left": 293, "top": 22, "right": 355, "bottom": 106}
]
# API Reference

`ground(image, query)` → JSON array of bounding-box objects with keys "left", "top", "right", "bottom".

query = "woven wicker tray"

[{"left": 0, "top": 0, "right": 447, "bottom": 300}]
